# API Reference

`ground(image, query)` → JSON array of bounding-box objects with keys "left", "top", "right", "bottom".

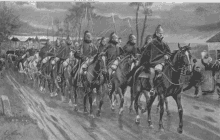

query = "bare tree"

[
  {"left": 140, "top": 2, "right": 153, "bottom": 47},
  {"left": 0, "top": 2, "right": 21, "bottom": 42},
  {"left": 65, "top": 2, "right": 95, "bottom": 40},
  {"left": 129, "top": 2, "right": 153, "bottom": 48},
  {"left": 129, "top": 2, "right": 142, "bottom": 47}
]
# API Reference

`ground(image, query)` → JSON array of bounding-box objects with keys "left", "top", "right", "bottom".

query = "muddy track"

[{"left": 5, "top": 72, "right": 220, "bottom": 140}]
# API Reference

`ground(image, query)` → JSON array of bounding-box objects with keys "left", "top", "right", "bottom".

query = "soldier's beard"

[
  {"left": 128, "top": 41, "right": 136, "bottom": 46},
  {"left": 84, "top": 39, "right": 92, "bottom": 44},
  {"left": 110, "top": 40, "right": 118, "bottom": 45},
  {"left": 157, "top": 36, "right": 163, "bottom": 42}
]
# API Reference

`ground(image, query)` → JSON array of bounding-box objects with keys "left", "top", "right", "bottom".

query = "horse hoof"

[
  {"left": 177, "top": 127, "right": 183, "bottom": 134},
  {"left": 74, "top": 107, "right": 78, "bottom": 112},
  {"left": 119, "top": 108, "right": 124, "bottom": 116},
  {"left": 69, "top": 101, "right": 73, "bottom": 106},
  {"left": 159, "top": 128, "right": 165, "bottom": 132},
  {"left": 84, "top": 109, "right": 88, "bottom": 114},
  {"left": 149, "top": 124, "right": 154, "bottom": 129},
  {"left": 89, "top": 114, "right": 95, "bottom": 119},
  {"left": 135, "top": 116, "right": 140, "bottom": 124},
  {"left": 54, "top": 92, "right": 58, "bottom": 97},
  {"left": 61, "top": 96, "right": 65, "bottom": 102},
  {"left": 50, "top": 93, "right": 54, "bottom": 97},
  {"left": 111, "top": 106, "right": 115, "bottom": 112}
]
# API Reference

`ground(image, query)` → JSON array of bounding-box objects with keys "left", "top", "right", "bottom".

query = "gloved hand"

[
  {"left": 117, "top": 56, "right": 121, "bottom": 60},
  {"left": 164, "top": 54, "right": 169, "bottom": 60}
]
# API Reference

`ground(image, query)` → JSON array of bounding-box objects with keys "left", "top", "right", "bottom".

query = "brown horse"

[
  {"left": 132, "top": 43, "right": 192, "bottom": 133},
  {"left": 73, "top": 52, "right": 107, "bottom": 118},
  {"left": 108, "top": 55, "right": 137, "bottom": 115}
]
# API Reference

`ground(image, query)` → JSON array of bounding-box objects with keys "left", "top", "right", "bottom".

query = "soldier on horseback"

[
  {"left": 97, "top": 37, "right": 107, "bottom": 53},
  {"left": 103, "top": 32, "right": 123, "bottom": 85},
  {"left": 122, "top": 34, "right": 137, "bottom": 57},
  {"left": 78, "top": 31, "right": 98, "bottom": 87},
  {"left": 132, "top": 25, "right": 172, "bottom": 95}
]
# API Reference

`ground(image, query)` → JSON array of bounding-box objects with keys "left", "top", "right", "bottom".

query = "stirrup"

[{"left": 149, "top": 88, "right": 155, "bottom": 96}]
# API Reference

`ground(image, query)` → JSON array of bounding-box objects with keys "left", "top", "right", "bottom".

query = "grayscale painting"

[{"left": 0, "top": 1, "right": 220, "bottom": 140}]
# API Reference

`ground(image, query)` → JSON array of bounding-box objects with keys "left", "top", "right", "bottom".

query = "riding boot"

[
  {"left": 107, "top": 69, "right": 113, "bottom": 89},
  {"left": 149, "top": 69, "right": 155, "bottom": 96}
]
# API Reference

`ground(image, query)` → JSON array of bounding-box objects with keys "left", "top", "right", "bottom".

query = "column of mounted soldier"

[{"left": 3, "top": 24, "right": 213, "bottom": 134}]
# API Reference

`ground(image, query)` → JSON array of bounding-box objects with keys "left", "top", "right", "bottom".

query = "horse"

[
  {"left": 132, "top": 43, "right": 192, "bottom": 133},
  {"left": 18, "top": 49, "right": 39, "bottom": 83},
  {"left": 108, "top": 54, "right": 137, "bottom": 115},
  {"left": 6, "top": 50, "right": 19, "bottom": 69},
  {"left": 38, "top": 56, "right": 57, "bottom": 97},
  {"left": 61, "top": 50, "right": 79, "bottom": 104},
  {"left": 73, "top": 52, "right": 107, "bottom": 117}
]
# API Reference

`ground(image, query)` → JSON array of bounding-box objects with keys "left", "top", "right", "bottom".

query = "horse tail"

[{"left": 132, "top": 66, "right": 144, "bottom": 96}]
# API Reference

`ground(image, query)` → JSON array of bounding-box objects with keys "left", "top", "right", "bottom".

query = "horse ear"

[
  {"left": 188, "top": 43, "right": 190, "bottom": 47},
  {"left": 178, "top": 43, "right": 181, "bottom": 50}
]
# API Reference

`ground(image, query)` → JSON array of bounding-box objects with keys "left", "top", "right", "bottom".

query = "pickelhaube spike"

[
  {"left": 66, "top": 35, "right": 70, "bottom": 40},
  {"left": 155, "top": 24, "right": 163, "bottom": 33}
]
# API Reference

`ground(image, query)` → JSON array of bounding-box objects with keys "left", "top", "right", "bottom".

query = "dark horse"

[
  {"left": 132, "top": 43, "right": 192, "bottom": 133},
  {"left": 73, "top": 52, "right": 107, "bottom": 118},
  {"left": 108, "top": 54, "right": 137, "bottom": 115},
  {"left": 38, "top": 56, "right": 57, "bottom": 97}
]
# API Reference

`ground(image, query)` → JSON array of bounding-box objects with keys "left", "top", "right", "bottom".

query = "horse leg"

[
  {"left": 83, "top": 92, "right": 88, "bottom": 113},
  {"left": 118, "top": 86, "right": 126, "bottom": 116},
  {"left": 108, "top": 81, "right": 116, "bottom": 111},
  {"left": 129, "top": 88, "right": 134, "bottom": 113},
  {"left": 96, "top": 85, "right": 105, "bottom": 117},
  {"left": 73, "top": 87, "right": 78, "bottom": 111},
  {"left": 147, "top": 93, "right": 157, "bottom": 128},
  {"left": 141, "top": 90, "right": 149, "bottom": 114},
  {"left": 43, "top": 78, "right": 47, "bottom": 93},
  {"left": 165, "top": 97, "right": 170, "bottom": 116},
  {"left": 61, "top": 85, "right": 65, "bottom": 102},
  {"left": 156, "top": 95, "right": 160, "bottom": 113},
  {"left": 173, "top": 93, "right": 183, "bottom": 134},
  {"left": 158, "top": 94, "right": 165, "bottom": 132},
  {"left": 88, "top": 90, "right": 94, "bottom": 118},
  {"left": 134, "top": 91, "right": 141, "bottom": 124}
]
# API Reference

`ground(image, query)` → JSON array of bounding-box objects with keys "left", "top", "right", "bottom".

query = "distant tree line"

[{"left": 0, "top": 2, "right": 21, "bottom": 42}]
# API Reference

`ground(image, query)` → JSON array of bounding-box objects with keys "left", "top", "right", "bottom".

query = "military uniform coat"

[
  {"left": 104, "top": 42, "right": 123, "bottom": 65},
  {"left": 139, "top": 38, "right": 171, "bottom": 67},
  {"left": 122, "top": 42, "right": 137, "bottom": 57},
  {"left": 80, "top": 42, "right": 97, "bottom": 58}
]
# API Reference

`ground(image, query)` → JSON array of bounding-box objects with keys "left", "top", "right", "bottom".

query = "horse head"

[
  {"left": 173, "top": 43, "right": 192, "bottom": 74},
  {"left": 119, "top": 55, "right": 136, "bottom": 74},
  {"left": 92, "top": 52, "right": 107, "bottom": 74}
]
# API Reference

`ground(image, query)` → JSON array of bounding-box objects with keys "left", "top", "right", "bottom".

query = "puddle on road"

[
  {"left": 204, "top": 108, "right": 215, "bottom": 113},
  {"left": 193, "top": 105, "right": 200, "bottom": 110},
  {"left": 7, "top": 75, "right": 94, "bottom": 140}
]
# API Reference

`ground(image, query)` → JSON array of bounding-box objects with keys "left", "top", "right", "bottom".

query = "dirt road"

[{"left": 1, "top": 71, "right": 220, "bottom": 140}]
